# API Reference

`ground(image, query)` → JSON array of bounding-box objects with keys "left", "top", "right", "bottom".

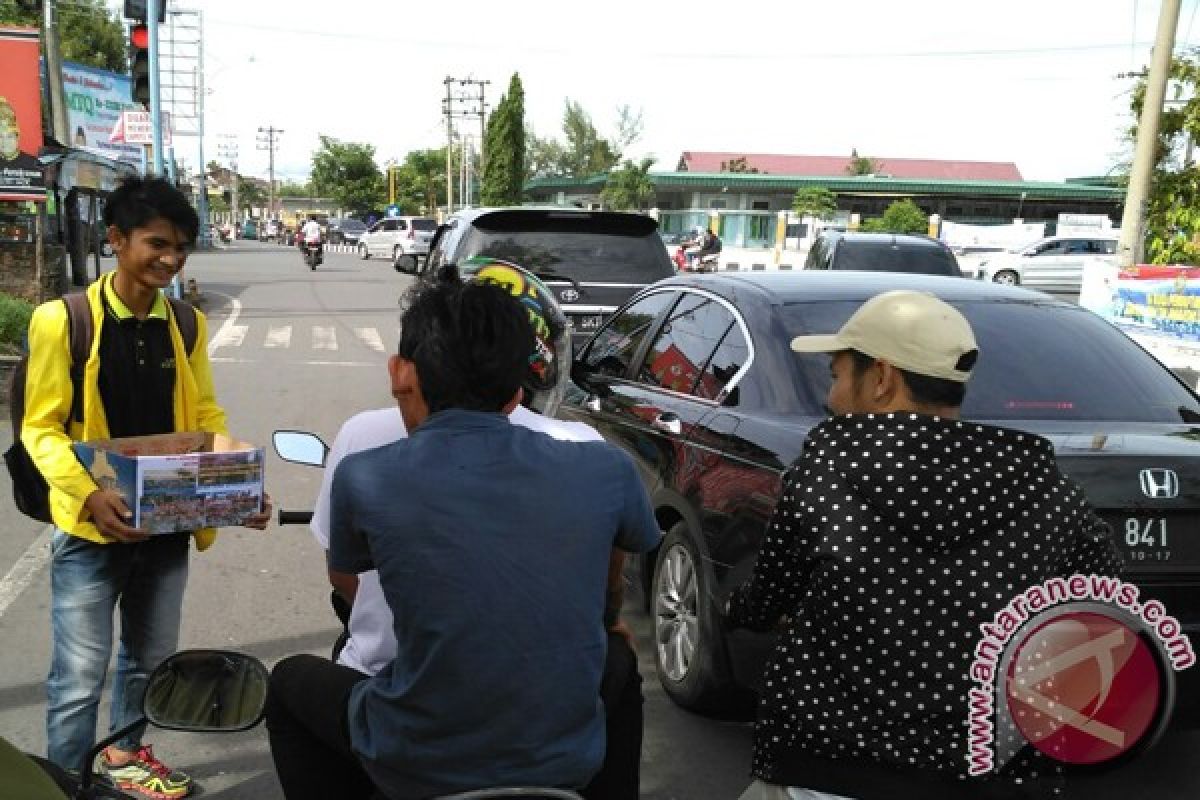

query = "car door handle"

[
  {"left": 652, "top": 412, "right": 682, "bottom": 435},
  {"left": 585, "top": 396, "right": 602, "bottom": 413}
]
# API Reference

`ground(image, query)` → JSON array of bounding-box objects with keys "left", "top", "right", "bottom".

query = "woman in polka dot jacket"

[{"left": 727, "top": 291, "right": 1124, "bottom": 800}]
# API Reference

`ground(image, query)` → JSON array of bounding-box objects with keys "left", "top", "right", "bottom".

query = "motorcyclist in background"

[{"left": 300, "top": 215, "right": 323, "bottom": 261}]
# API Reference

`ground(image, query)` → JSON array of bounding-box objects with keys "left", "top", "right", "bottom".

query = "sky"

[{"left": 149, "top": 0, "right": 1200, "bottom": 185}]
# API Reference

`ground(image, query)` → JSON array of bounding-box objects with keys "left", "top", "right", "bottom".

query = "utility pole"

[
  {"left": 218, "top": 135, "right": 239, "bottom": 222},
  {"left": 1118, "top": 0, "right": 1183, "bottom": 268},
  {"left": 441, "top": 76, "right": 489, "bottom": 212},
  {"left": 257, "top": 125, "right": 283, "bottom": 218},
  {"left": 147, "top": 0, "right": 164, "bottom": 174},
  {"left": 41, "top": 0, "right": 69, "bottom": 143},
  {"left": 443, "top": 77, "right": 454, "bottom": 214}
]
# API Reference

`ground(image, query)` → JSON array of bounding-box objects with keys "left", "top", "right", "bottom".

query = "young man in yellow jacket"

[{"left": 22, "top": 176, "right": 269, "bottom": 799}]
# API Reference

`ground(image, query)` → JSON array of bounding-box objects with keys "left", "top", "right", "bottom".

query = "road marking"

[
  {"left": 312, "top": 326, "right": 338, "bottom": 351},
  {"left": 210, "top": 324, "right": 247, "bottom": 349},
  {"left": 204, "top": 290, "right": 243, "bottom": 358},
  {"left": 0, "top": 525, "right": 53, "bottom": 619},
  {"left": 264, "top": 325, "right": 293, "bottom": 348},
  {"left": 355, "top": 327, "right": 386, "bottom": 353}
]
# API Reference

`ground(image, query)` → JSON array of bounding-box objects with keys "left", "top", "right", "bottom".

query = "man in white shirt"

[{"left": 307, "top": 259, "right": 645, "bottom": 799}]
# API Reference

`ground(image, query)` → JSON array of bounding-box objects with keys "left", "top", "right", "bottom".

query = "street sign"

[
  {"left": 109, "top": 110, "right": 172, "bottom": 147},
  {"left": 385, "top": 204, "right": 401, "bottom": 217}
]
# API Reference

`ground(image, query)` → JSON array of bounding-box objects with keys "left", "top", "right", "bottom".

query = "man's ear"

[
  {"left": 107, "top": 225, "right": 125, "bottom": 252},
  {"left": 874, "top": 361, "right": 905, "bottom": 404},
  {"left": 388, "top": 354, "right": 405, "bottom": 396}
]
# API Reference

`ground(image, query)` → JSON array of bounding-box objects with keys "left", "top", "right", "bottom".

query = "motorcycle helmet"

[{"left": 450, "top": 256, "right": 572, "bottom": 415}]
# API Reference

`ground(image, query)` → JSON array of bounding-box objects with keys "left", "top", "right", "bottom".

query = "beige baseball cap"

[{"left": 790, "top": 290, "right": 978, "bottom": 382}]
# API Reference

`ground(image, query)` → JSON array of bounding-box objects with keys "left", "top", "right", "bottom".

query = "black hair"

[
  {"left": 848, "top": 349, "right": 970, "bottom": 408},
  {"left": 397, "top": 278, "right": 533, "bottom": 414},
  {"left": 103, "top": 175, "right": 199, "bottom": 244}
]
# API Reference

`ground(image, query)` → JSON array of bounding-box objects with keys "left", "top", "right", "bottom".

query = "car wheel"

[
  {"left": 992, "top": 269, "right": 1019, "bottom": 286},
  {"left": 653, "top": 523, "right": 731, "bottom": 710},
  {"left": 359, "top": 243, "right": 370, "bottom": 260}
]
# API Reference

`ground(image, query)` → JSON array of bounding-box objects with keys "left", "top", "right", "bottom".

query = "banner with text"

[
  {"left": 61, "top": 60, "right": 145, "bottom": 171},
  {"left": 1080, "top": 263, "right": 1200, "bottom": 345},
  {"left": 0, "top": 27, "right": 46, "bottom": 201}
]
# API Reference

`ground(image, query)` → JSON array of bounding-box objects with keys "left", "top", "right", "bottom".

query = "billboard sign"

[
  {"left": 0, "top": 27, "right": 46, "bottom": 202},
  {"left": 61, "top": 60, "right": 146, "bottom": 171}
]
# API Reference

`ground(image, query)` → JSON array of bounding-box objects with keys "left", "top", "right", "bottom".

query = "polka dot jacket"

[{"left": 726, "top": 413, "right": 1124, "bottom": 796}]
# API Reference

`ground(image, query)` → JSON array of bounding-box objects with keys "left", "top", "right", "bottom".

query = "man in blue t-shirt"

[{"left": 264, "top": 276, "right": 660, "bottom": 799}]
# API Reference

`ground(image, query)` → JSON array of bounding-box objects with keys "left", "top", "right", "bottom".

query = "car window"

[
  {"left": 582, "top": 291, "right": 678, "bottom": 379},
  {"left": 1100, "top": 239, "right": 1117, "bottom": 254},
  {"left": 425, "top": 220, "right": 457, "bottom": 272},
  {"left": 396, "top": 220, "right": 408, "bottom": 231},
  {"left": 382, "top": 220, "right": 399, "bottom": 232},
  {"left": 412, "top": 219, "right": 437, "bottom": 232},
  {"left": 832, "top": 241, "right": 959, "bottom": 275},
  {"left": 1033, "top": 241, "right": 1067, "bottom": 256},
  {"left": 781, "top": 300, "right": 1200, "bottom": 422},
  {"left": 1065, "top": 240, "right": 1092, "bottom": 254},
  {"left": 637, "top": 293, "right": 734, "bottom": 396},
  {"left": 458, "top": 229, "right": 674, "bottom": 283},
  {"left": 698, "top": 315, "right": 749, "bottom": 402}
]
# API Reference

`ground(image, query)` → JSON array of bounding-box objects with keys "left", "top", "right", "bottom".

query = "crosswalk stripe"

[
  {"left": 264, "top": 325, "right": 292, "bottom": 348},
  {"left": 355, "top": 327, "right": 386, "bottom": 353},
  {"left": 313, "top": 326, "right": 338, "bottom": 351},
  {"left": 211, "top": 324, "right": 247, "bottom": 349}
]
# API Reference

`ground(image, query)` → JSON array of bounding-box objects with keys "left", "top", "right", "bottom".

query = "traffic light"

[{"left": 129, "top": 24, "right": 150, "bottom": 107}]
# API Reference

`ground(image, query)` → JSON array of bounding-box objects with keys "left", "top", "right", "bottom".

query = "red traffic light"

[{"left": 130, "top": 24, "right": 149, "bottom": 49}]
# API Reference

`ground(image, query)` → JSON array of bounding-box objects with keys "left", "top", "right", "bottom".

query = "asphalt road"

[{"left": 1, "top": 241, "right": 1198, "bottom": 799}]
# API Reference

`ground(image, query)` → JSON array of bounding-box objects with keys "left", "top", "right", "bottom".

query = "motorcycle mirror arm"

[{"left": 77, "top": 716, "right": 146, "bottom": 795}]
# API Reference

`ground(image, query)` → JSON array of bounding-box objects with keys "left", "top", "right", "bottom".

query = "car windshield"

[
  {"left": 341, "top": 220, "right": 366, "bottom": 231},
  {"left": 781, "top": 299, "right": 1200, "bottom": 423},
  {"left": 835, "top": 241, "right": 959, "bottom": 275},
  {"left": 458, "top": 229, "right": 675, "bottom": 283}
]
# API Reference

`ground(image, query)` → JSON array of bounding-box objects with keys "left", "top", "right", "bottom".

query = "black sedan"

[{"left": 558, "top": 271, "right": 1200, "bottom": 719}]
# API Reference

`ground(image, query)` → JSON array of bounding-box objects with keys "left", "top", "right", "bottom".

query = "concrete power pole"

[
  {"left": 1118, "top": 0, "right": 1183, "bottom": 268},
  {"left": 41, "top": 0, "right": 69, "bottom": 143},
  {"left": 257, "top": 125, "right": 283, "bottom": 218},
  {"left": 444, "top": 77, "right": 454, "bottom": 214}
]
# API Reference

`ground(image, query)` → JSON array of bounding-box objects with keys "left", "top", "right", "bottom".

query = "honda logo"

[
  {"left": 560, "top": 289, "right": 581, "bottom": 303},
  {"left": 1139, "top": 468, "right": 1179, "bottom": 499}
]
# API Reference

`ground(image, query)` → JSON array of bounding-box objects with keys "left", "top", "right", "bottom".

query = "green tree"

[
  {"left": 277, "top": 181, "right": 314, "bottom": 198},
  {"left": 861, "top": 199, "right": 928, "bottom": 234},
  {"left": 560, "top": 99, "right": 620, "bottom": 177},
  {"left": 310, "top": 136, "right": 385, "bottom": 214},
  {"left": 480, "top": 73, "right": 526, "bottom": 206},
  {"left": 237, "top": 176, "right": 267, "bottom": 212},
  {"left": 526, "top": 128, "right": 567, "bottom": 180},
  {"left": 601, "top": 157, "right": 656, "bottom": 211},
  {"left": 846, "top": 148, "right": 880, "bottom": 176},
  {"left": 393, "top": 147, "right": 460, "bottom": 214},
  {"left": 792, "top": 186, "right": 838, "bottom": 220},
  {"left": 0, "top": 1, "right": 126, "bottom": 72},
  {"left": 1127, "top": 50, "right": 1200, "bottom": 264}
]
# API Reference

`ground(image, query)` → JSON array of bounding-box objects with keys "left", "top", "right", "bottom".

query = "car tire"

[
  {"left": 652, "top": 523, "right": 731, "bottom": 711},
  {"left": 992, "top": 269, "right": 1019, "bottom": 286},
  {"left": 359, "top": 243, "right": 370, "bottom": 260}
]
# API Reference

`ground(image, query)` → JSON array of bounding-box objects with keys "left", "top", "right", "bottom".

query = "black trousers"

[
  {"left": 264, "top": 654, "right": 375, "bottom": 800},
  {"left": 266, "top": 635, "right": 644, "bottom": 800}
]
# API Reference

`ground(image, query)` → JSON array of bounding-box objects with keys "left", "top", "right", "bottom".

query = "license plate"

[
  {"left": 1104, "top": 514, "right": 1200, "bottom": 567},
  {"left": 572, "top": 314, "right": 604, "bottom": 331}
]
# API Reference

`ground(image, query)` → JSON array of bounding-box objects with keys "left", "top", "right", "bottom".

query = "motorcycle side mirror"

[
  {"left": 273, "top": 430, "right": 328, "bottom": 467},
  {"left": 143, "top": 650, "right": 269, "bottom": 733}
]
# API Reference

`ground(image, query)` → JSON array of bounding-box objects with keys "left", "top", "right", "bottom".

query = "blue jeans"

[{"left": 46, "top": 530, "right": 190, "bottom": 772}]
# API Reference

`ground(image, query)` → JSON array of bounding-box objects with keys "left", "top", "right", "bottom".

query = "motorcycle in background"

[{"left": 301, "top": 237, "right": 324, "bottom": 270}]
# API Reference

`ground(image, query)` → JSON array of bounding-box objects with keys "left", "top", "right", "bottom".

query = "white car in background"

[{"left": 969, "top": 235, "right": 1118, "bottom": 294}]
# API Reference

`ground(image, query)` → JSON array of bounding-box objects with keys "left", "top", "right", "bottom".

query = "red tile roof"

[{"left": 677, "top": 152, "right": 1023, "bottom": 181}]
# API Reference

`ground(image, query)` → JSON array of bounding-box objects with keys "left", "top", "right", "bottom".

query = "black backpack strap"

[
  {"left": 167, "top": 297, "right": 198, "bottom": 356},
  {"left": 61, "top": 293, "right": 94, "bottom": 425}
]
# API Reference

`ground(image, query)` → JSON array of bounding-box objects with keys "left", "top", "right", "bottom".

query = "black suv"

[
  {"left": 560, "top": 271, "right": 1200, "bottom": 721},
  {"left": 805, "top": 230, "right": 962, "bottom": 276},
  {"left": 420, "top": 208, "right": 676, "bottom": 345}
]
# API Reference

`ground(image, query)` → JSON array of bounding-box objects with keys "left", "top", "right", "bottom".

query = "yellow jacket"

[{"left": 21, "top": 274, "right": 229, "bottom": 549}]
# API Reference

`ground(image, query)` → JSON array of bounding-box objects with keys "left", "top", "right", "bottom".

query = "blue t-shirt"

[{"left": 329, "top": 409, "right": 660, "bottom": 798}]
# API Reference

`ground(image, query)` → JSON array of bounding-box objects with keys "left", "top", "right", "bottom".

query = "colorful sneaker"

[{"left": 100, "top": 745, "right": 193, "bottom": 799}]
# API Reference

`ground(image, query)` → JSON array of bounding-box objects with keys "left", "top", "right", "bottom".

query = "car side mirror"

[
  {"left": 143, "top": 650, "right": 269, "bottom": 732},
  {"left": 273, "top": 430, "right": 328, "bottom": 467}
]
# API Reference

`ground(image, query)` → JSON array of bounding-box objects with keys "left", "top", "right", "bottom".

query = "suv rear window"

[
  {"left": 833, "top": 241, "right": 960, "bottom": 275},
  {"left": 782, "top": 300, "right": 1200, "bottom": 423},
  {"left": 458, "top": 213, "right": 674, "bottom": 283}
]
